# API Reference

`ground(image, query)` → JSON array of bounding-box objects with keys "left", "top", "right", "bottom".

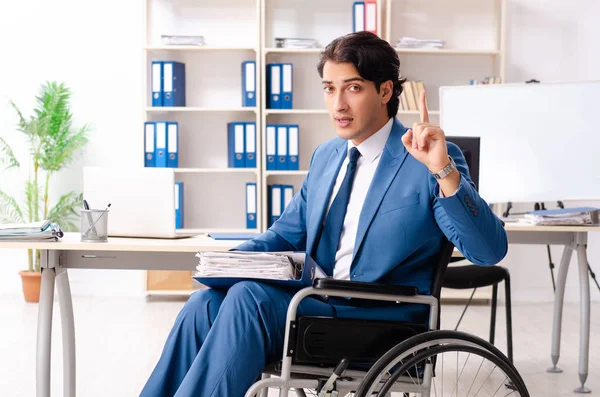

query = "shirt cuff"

[{"left": 436, "top": 177, "right": 461, "bottom": 198}]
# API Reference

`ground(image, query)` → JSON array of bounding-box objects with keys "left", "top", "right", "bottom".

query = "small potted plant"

[{"left": 0, "top": 81, "right": 91, "bottom": 302}]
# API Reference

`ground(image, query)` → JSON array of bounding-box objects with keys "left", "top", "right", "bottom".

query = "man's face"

[{"left": 322, "top": 61, "right": 389, "bottom": 145}]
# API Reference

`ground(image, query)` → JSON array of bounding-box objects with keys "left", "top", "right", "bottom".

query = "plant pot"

[{"left": 19, "top": 270, "right": 42, "bottom": 303}]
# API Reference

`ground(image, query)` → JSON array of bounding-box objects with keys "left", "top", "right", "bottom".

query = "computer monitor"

[{"left": 445, "top": 136, "right": 480, "bottom": 192}]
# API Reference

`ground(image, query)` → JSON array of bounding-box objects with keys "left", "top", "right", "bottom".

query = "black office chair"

[{"left": 442, "top": 257, "right": 513, "bottom": 363}]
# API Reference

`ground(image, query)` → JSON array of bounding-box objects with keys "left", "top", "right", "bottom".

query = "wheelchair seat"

[{"left": 291, "top": 316, "right": 427, "bottom": 368}]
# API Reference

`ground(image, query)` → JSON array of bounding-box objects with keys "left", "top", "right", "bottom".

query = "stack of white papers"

[
  {"left": 274, "top": 37, "right": 320, "bottom": 49},
  {"left": 522, "top": 207, "right": 600, "bottom": 226},
  {"left": 396, "top": 37, "right": 445, "bottom": 49},
  {"left": 195, "top": 251, "right": 300, "bottom": 280},
  {"left": 0, "top": 220, "right": 64, "bottom": 241},
  {"left": 161, "top": 35, "right": 205, "bottom": 46}
]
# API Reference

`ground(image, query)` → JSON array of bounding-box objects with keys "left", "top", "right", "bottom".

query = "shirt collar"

[{"left": 348, "top": 118, "right": 394, "bottom": 163}]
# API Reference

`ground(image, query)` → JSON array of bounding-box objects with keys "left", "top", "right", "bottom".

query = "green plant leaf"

[
  {"left": 0, "top": 189, "right": 24, "bottom": 224},
  {"left": 10, "top": 100, "right": 46, "bottom": 166},
  {"left": 29, "top": 81, "right": 91, "bottom": 172},
  {"left": 47, "top": 191, "right": 82, "bottom": 232},
  {"left": 0, "top": 137, "right": 20, "bottom": 170}
]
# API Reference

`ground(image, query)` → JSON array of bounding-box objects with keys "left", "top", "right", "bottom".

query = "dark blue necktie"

[{"left": 314, "top": 147, "right": 361, "bottom": 275}]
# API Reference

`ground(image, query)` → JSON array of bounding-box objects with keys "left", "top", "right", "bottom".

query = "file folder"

[
  {"left": 175, "top": 182, "right": 184, "bottom": 229},
  {"left": 281, "top": 63, "right": 293, "bottom": 109},
  {"left": 144, "top": 122, "right": 155, "bottom": 167},
  {"left": 163, "top": 61, "right": 186, "bottom": 107},
  {"left": 269, "top": 184, "right": 282, "bottom": 227},
  {"left": 208, "top": 232, "right": 261, "bottom": 241},
  {"left": 283, "top": 185, "right": 294, "bottom": 214},
  {"left": 242, "top": 60, "right": 256, "bottom": 107},
  {"left": 155, "top": 121, "right": 167, "bottom": 167},
  {"left": 245, "top": 122, "right": 257, "bottom": 168},
  {"left": 151, "top": 61, "right": 163, "bottom": 106},
  {"left": 287, "top": 124, "right": 299, "bottom": 170},
  {"left": 276, "top": 125, "right": 288, "bottom": 170},
  {"left": 228, "top": 122, "right": 245, "bottom": 168},
  {"left": 266, "top": 124, "right": 277, "bottom": 171},
  {"left": 353, "top": 2, "right": 365, "bottom": 32},
  {"left": 193, "top": 253, "right": 327, "bottom": 291},
  {"left": 267, "top": 63, "right": 282, "bottom": 109},
  {"left": 167, "top": 121, "right": 179, "bottom": 168},
  {"left": 246, "top": 182, "right": 257, "bottom": 229},
  {"left": 365, "top": 1, "right": 377, "bottom": 34}
]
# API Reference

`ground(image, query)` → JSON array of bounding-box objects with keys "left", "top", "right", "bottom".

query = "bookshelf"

[
  {"left": 143, "top": 0, "right": 262, "bottom": 292},
  {"left": 260, "top": 0, "right": 386, "bottom": 231},
  {"left": 142, "top": 0, "right": 507, "bottom": 294}
]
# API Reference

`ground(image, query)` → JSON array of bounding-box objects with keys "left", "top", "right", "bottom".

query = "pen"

[{"left": 82, "top": 199, "right": 98, "bottom": 237}]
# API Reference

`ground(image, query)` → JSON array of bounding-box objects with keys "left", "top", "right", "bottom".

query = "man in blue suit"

[{"left": 141, "top": 31, "right": 507, "bottom": 397}]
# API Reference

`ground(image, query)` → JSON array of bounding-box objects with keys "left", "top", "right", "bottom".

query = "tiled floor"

[{"left": 0, "top": 294, "right": 597, "bottom": 396}]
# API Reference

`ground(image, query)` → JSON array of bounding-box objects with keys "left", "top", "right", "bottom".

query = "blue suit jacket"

[{"left": 236, "top": 118, "right": 507, "bottom": 296}]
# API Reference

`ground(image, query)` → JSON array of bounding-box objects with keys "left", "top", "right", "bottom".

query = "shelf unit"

[
  {"left": 145, "top": 107, "right": 258, "bottom": 113},
  {"left": 143, "top": 0, "right": 262, "bottom": 292},
  {"left": 174, "top": 168, "right": 259, "bottom": 174},
  {"left": 143, "top": 0, "right": 262, "bottom": 232},
  {"left": 141, "top": 0, "right": 507, "bottom": 295},
  {"left": 260, "top": 0, "right": 387, "bottom": 230}
]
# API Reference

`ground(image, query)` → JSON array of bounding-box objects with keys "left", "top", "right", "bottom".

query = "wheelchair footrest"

[{"left": 292, "top": 316, "right": 427, "bottom": 367}]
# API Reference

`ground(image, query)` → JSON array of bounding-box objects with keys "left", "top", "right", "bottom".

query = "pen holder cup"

[{"left": 80, "top": 209, "right": 109, "bottom": 242}]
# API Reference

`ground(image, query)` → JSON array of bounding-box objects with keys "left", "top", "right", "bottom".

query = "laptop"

[{"left": 83, "top": 166, "right": 195, "bottom": 238}]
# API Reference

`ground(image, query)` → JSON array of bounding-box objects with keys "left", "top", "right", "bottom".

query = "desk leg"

[
  {"left": 575, "top": 243, "right": 591, "bottom": 393},
  {"left": 37, "top": 264, "right": 56, "bottom": 397},
  {"left": 548, "top": 244, "right": 572, "bottom": 374},
  {"left": 56, "top": 267, "right": 76, "bottom": 397}
]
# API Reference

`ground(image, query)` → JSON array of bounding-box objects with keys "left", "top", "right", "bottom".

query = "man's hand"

[
  {"left": 401, "top": 90, "right": 460, "bottom": 196},
  {"left": 401, "top": 90, "right": 449, "bottom": 172}
]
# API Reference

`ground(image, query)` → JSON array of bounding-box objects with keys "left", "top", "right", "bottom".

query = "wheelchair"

[{"left": 245, "top": 238, "right": 529, "bottom": 397}]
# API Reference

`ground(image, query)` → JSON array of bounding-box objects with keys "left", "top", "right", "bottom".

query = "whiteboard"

[{"left": 439, "top": 81, "right": 600, "bottom": 204}]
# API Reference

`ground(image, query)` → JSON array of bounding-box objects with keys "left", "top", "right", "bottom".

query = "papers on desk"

[
  {"left": 0, "top": 220, "right": 64, "bottom": 241},
  {"left": 195, "top": 251, "right": 301, "bottom": 280},
  {"left": 522, "top": 207, "right": 600, "bottom": 226}
]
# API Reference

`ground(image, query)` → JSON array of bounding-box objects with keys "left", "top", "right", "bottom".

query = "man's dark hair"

[{"left": 317, "top": 31, "right": 406, "bottom": 118}]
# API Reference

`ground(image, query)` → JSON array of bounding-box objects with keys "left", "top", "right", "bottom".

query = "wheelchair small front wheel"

[{"left": 355, "top": 330, "right": 529, "bottom": 397}]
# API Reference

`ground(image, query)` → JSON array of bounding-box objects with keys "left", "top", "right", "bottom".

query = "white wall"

[
  {"left": 1, "top": 0, "right": 599, "bottom": 301},
  {"left": 0, "top": 0, "right": 147, "bottom": 296}
]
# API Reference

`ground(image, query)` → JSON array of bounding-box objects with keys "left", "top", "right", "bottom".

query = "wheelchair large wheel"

[{"left": 354, "top": 330, "right": 529, "bottom": 397}]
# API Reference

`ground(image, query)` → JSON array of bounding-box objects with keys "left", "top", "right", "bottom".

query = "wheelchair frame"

[{"left": 245, "top": 285, "right": 440, "bottom": 397}]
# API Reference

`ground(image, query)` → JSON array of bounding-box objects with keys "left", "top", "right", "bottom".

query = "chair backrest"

[
  {"left": 428, "top": 237, "right": 456, "bottom": 329},
  {"left": 430, "top": 237, "right": 457, "bottom": 300}
]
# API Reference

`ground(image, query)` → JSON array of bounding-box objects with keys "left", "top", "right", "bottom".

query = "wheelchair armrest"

[{"left": 312, "top": 278, "right": 418, "bottom": 296}]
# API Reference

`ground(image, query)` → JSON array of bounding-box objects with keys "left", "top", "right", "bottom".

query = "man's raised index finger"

[{"left": 419, "top": 90, "right": 429, "bottom": 123}]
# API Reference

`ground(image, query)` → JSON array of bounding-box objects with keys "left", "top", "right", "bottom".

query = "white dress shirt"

[{"left": 325, "top": 118, "right": 394, "bottom": 280}]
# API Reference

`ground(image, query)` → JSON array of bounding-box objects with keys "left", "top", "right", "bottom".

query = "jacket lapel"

[
  {"left": 306, "top": 140, "right": 348, "bottom": 256},
  {"left": 352, "top": 119, "right": 409, "bottom": 261}
]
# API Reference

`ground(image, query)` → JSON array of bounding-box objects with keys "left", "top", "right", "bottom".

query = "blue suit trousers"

[{"left": 140, "top": 280, "right": 427, "bottom": 397}]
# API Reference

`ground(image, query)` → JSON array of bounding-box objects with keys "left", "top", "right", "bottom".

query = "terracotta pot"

[{"left": 19, "top": 270, "right": 41, "bottom": 303}]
